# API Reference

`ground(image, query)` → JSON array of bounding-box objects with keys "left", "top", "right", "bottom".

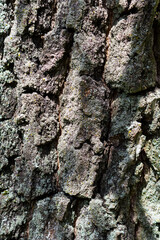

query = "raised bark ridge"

[{"left": 1, "top": 0, "right": 160, "bottom": 239}]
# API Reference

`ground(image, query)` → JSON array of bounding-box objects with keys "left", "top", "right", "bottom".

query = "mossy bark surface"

[{"left": 1, "top": 0, "right": 160, "bottom": 239}]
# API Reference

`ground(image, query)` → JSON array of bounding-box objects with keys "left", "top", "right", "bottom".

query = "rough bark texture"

[{"left": 1, "top": 0, "right": 160, "bottom": 239}]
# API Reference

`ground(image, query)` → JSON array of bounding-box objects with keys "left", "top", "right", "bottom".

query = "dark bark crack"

[
  {"left": 119, "top": 6, "right": 138, "bottom": 19},
  {"left": 153, "top": 3, "right": 160, "bottom": 86},
  {"left": 92, "top": 8, "right": 116, "bottom": 198},
  {"left": 55, "top": 29, "right": 75, "bottom": 190},
  {"left": 0, "top": 155, "right": 18, "bottom": 175},
  {"left": 104, "top": 9, "right": 113, "bottom": 68},
  {"left": 22, "top": 86, "right": 55, "bottom": 101}
]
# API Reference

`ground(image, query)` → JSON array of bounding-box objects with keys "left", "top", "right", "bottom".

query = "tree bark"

[{"left": 1, "top": 0, "right": 160, "bottom": 239}]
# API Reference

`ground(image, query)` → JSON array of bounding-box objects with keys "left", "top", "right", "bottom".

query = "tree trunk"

[{"left": 1, "top": 0, "right": 160, "bottom": 239}]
